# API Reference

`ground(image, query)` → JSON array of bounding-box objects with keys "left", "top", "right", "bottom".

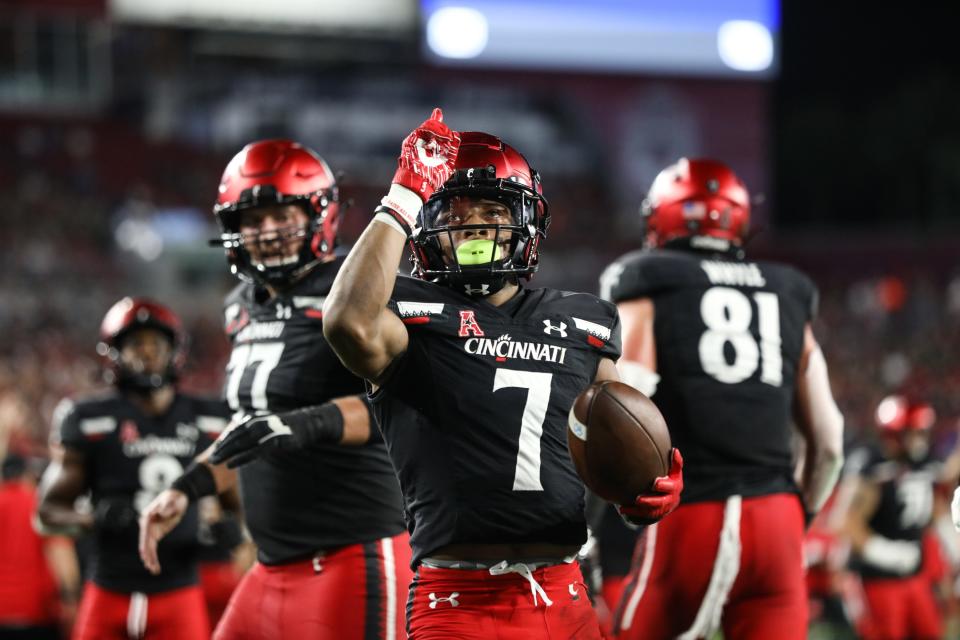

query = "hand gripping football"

[{"left": 567, "top": 381, "right": 672, "bottom": 505}]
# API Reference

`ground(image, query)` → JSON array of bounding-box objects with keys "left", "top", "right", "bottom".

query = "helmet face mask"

[
  {"left": 409, "top": 135, "right": 549, "bottom": 297},
  {"left": 213, "top": 141, "right": 340, "bottom": 288}
]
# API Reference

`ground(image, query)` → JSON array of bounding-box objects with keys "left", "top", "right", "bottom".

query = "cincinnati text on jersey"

[
  {"left": 235, "top": 320, "right": 285, "bottom": 342},
  {"left": 122, "top": 434, "right": 197, "bottom": 458},
  {"left": 463, "top": 334, "right": 568, "bottom": 364}
]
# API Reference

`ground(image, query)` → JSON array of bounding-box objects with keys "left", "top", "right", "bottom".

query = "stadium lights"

[
  {"left": 717, "top": 20, "right": 774, "bottom": 72},
  {"left": 426, "top": 6, "right": 489, "bottom": 59}
]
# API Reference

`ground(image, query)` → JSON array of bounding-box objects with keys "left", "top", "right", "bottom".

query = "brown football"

[{"left": 567, "top": 380, "right": 672, "bottom": 505}]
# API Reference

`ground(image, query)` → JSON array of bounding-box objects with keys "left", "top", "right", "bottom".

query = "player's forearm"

[
  {"left": 323, "top": 219, "right": 406, "bottom": 365},
  {"left": 795, "top": 346, "right": 844, "bottom": 514},
  {"left": 43, "top": 541, "right": 81, "bottom": 604},
  {"left": 195, "top": 445, "right": 238, "bottom": 493},
  {"left": 36, "top": 500, "right": 93, "bottom": 535},
  {"left": 291, "top": 395, "right": 372, "bottom": 446}
]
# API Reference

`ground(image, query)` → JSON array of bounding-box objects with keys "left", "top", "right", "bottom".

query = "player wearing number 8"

[
  {"left": 38, "top": 298, "right": 232, "bottom": 639},
  {"left": 324, "top": 111, "right": 683, "bottom": 639},
  {"left": 601, "top": 158, "right": 845, "bottom": 640}
]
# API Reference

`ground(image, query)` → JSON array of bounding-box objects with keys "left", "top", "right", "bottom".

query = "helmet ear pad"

[
  {"left": 408, "top": 132, "right": 549, "bottom": 297},
  {"left": 213, "top": 139, "right": 340, "bottom": 287}
]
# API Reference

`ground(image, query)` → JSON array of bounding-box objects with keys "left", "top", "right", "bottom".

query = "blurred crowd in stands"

[{"left": 2, "top": 120, "right": 958, "bottom": 465}]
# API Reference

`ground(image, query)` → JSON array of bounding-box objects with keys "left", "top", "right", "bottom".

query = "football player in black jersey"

[
  {"left": 138, "top": 140, "right": 411, "bottom": 640},
  {"left": 603, "top": 158, "right": 845, "bottom": 640},
  {"left": 38, "top": 298, "right": 231, "bottom": 639},
  {"left": 843, "top": 395, "right": 959, "bottom": 640},
  {"left": 322, "top": 109, "right": 683, "bottom": 639}
]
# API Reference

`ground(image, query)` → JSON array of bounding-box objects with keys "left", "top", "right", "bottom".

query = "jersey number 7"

[{"left": 493, "top": 369, "right": 553, "bottom": 492}]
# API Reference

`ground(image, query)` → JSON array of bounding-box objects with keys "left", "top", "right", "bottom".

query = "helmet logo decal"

[
  {"left": 458, "top": 310, "right": 485, "bottom": 337},
  {"left": 543, "top": 320, "right": 568, "bottom": 337}
]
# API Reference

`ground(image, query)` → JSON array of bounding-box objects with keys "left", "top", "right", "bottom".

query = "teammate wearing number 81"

[
  {"left": 602, "top": 158, "right": 845, "bottom": 639},
  {"left": 324, "top": 109, "right": 683, "bottom": 639}
]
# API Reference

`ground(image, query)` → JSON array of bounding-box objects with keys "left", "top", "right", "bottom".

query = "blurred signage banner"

[
  {"left": 108, "top": 0, "right": 416, "bottom": 33},
  {"left": 421, "top": 0, "right": 779, "bottom": 78}
]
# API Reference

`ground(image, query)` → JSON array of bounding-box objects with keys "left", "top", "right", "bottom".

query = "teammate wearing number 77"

[
  {"left": 601, "top": 158, "right": 845, "bottom": 640},
  {"left": 138, "top": 140, "right": 411, "bottom": 639},
  {"left": 322, "top": 108, "right": 683, "bottom": 639}
]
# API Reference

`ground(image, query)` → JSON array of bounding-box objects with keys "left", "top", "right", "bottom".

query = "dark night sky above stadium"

[{"left": 774, "top": 4, "right": 960, "bottom": 232}]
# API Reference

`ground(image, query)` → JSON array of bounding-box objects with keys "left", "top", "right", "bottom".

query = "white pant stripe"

[
  {"left": 620, "top": 523, "right": 658, "bottom": 631},
  {"left": 381, "top": 537, "right": 397, "bottom": 640},
  {"left": 678, "top": 495, "right": 743, "bottom": 640},
  {"left": 126, "top": 591, "right": 148, "bottom": 640}
]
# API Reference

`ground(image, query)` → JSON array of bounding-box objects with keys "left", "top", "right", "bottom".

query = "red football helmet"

[
  {"left": 97, "top": 297, "right": 187, "bottom": 389},
  {"left": 410, "top": 131, "right": 550, "bottom": 296},
  {"left": 875, "top": 395, "right": 936, "bottom": 433},
  {"left": 213, "top": 139, "right": 340, "bottom": 286},
  {"left": 643, "top": 158, "right": 750, "bottom": 249}
]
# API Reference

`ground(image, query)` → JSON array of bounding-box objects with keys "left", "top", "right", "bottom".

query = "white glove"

[{"left": 862, "top": 535, "right": 921, "bottom": 575}]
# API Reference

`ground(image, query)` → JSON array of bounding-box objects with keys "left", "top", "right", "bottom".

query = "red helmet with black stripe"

[
  {"left": 213, "top": 139, "right": 340, "bottom": 286},
  {"left": 410, "top": 131, "right": 550, "bottom": 297},
  {"left": 643, "top": 158, "right": 750, "bottom": 249},
  {"left": 98, "top": 297, "right": 187, "bottom": 389}
]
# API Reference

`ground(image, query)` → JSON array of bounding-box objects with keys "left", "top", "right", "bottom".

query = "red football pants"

[
  {"left": 214, "top": 533, "right": 413, "bottom": 640},
  {"left": 859, "top": 575, "right": 942, "bottom": 640},
  {"left": 407, "top": 560, "right": 601, "bottom": 639},
  {"left": 614, "top": 493, "right": 807, "bottom": 640},
  {"left": 199, "top": 561, "right": 243, "bottom": 630},
  {"left": 72, "top": 582, "right": 209, "bottom": 640}
]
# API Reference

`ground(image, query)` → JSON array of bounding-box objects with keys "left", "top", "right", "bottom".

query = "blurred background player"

[
  {"left": 842, "top": 394, "right": 960, "bottom": 640},
  {"left": 138, "top": 139, "right": 412, "bottom": 640},
  {"left": 602, "top": 158, "right": 845, "bottom": 640},
  {"left": 0, "top": 453, "right": 80, "bottom": 640},
  {"left": 37, "top": 297, "right": 231, "bottom": 639},
  {"left": 323, "top": 109, "right": 683, "bottom": 639}
]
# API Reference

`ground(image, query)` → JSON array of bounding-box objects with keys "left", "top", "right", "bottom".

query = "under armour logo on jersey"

[
  {"left": 275, "top": 303, "right": 291, "bottom": 319},
  {"left": 458, "top": 310, "right": 485, "bottom": 337},
  {"left": 428, "top": 592, "right": 460, "bottom": 608},
  {"left": 543, "top": 320, "right": 567, "bottom": 337},
  {"left": 463, "top": 284, "right": 490, "bottom": 296}
]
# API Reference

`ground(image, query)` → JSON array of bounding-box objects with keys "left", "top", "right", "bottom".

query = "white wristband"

[
  {"left": 373, "top": 212, "right": 408, "bottom": 238},
  {"left": 380, "top": 184, "right": 423, "bottom": 230}
]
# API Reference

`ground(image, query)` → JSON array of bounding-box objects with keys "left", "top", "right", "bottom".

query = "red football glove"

[
  {"left": 617, "top": 448, "right": 684, "bottom": 527},
  {"left": 380, "top": 108, "right": 461, "bottom": 232}
]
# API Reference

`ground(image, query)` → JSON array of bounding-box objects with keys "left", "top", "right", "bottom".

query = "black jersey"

[
  {"left": 848, "top": 446, "right": 940, "bottom": 579},
  {"left": 52, "top": 391, "right": 229, "bottom": 594},
  {"left": 369, "top": 277, "right": 621, "bottom": 566},
  {"left": 601, "top": 248, "right": 818, "bottom": 503},
  {"left": 223, "top": 256, "right": 405, "bottom": 564}
]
